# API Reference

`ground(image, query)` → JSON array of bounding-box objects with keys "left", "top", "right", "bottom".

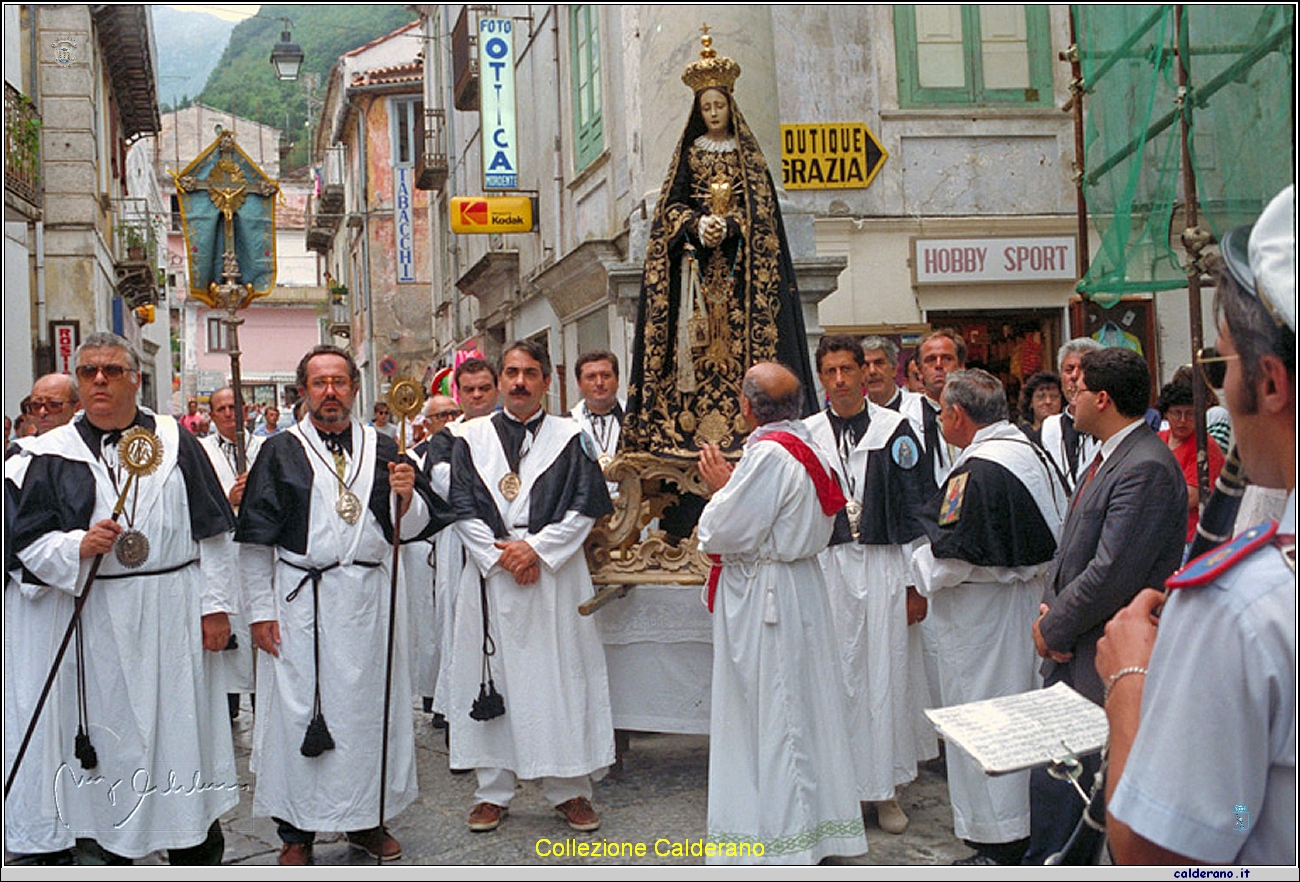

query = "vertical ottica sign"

[{"left": 479, "top": 17, "right": 518, "bottom": 190}]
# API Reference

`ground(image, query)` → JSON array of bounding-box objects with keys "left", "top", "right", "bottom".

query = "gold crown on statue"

[{"left": 681, "top": 26, "right": 740, "bottom": 93}]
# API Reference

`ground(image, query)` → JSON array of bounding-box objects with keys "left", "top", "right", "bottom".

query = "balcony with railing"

[
  {"left": 113, "top": 198, "right": 162, "bottom": 308},
  {"left": 317, "top": 144, "right": 345, "bottom": 221},
  {"left": 417, "top": 107, "right": 448, "bottom": 192},
  {"left": 327, "top": 284, "right": 351, "bottom": 339},
  {"left": 5, "top": 82, "right": 41, "bottom": 210},
  {"left": 306, "top": 196, "right": 334, "bottom": 254}
]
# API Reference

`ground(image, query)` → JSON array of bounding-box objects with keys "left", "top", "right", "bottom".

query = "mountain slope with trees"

[{"left": 198, "top": 6, "right": 418, "bottom": 170}]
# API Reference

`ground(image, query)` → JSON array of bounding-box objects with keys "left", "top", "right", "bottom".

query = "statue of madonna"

[{"left": 621, "top": 31, "right": 817, "bottom": 460}]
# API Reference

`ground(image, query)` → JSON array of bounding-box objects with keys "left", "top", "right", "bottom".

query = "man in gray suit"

[{"left": 1023, "top": 346, "right": 1187, "bottom": 864}]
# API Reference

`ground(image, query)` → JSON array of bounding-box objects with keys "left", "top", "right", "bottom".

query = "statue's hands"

[{"left": 698, "top": 214, "right": 726, "bottom": 248}]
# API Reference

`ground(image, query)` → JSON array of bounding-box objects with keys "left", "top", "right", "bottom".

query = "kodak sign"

[{"left": 450, "top": 196, "right": 537, "bottom": 234}]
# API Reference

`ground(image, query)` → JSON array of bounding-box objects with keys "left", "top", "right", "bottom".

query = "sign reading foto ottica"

[
  {"left": 479, "top": 17, "right": 518, "bottom": 190},
  {"left": 780, "top": 123, "right": 887, "bottom": 191}
]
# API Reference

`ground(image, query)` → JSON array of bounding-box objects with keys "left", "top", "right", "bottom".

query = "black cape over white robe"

[
  {"left": 10, "top": 411, "right": 239, "bottom": 858},
  {"left": 805, "top": 403, "right": 938, "bottom": 801},
  {"left": 444, "top": 411, "right": 615, "bottom": 779},
  {"left": 911, "top": 421, "right": 1066, "bottom": 843},
  {"left": 235, "top": 418, "right": 447, "bottom": 832}
]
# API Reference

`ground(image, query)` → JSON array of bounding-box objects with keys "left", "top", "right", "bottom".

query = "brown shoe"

[
  {"left": 278, "top": 842, "right": 313, "bottom": 866},
  {"left": 556, "top": 796, "right": 600, "bottom": 832},
  {"left": 468, "top": 801, "right": 507, "bottom": 832},
  {"left": 345, "top": 826, "right": 401, "bottom": 861},
  {"left": 876, "top": 798, "right": 910, "bottom": 835}
]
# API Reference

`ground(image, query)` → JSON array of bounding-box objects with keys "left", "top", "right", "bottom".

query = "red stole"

[{"left": 706, "top": 431, "right": 846, "bottom": 611}]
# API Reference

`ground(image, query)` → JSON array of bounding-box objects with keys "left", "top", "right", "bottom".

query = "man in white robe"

[
  {"left": 912, "top": 369, "right": 1066, "bottom": 865},
  {"left": 445, "top": 340, "right": 614, "bottom": 834},
  {"left": 900, "top": 329, "right": 969, "bottom": 714},
  {"left": 5, "top": 373, "right": 81, "bottom": 862},
  {"left": 199, "top": 385, "right": 262, "bottom": 719},
  {"left": 697, "top": 362, "right": 869, "bottom": 865},
  {"left": 237, "top": 345, "right": 443, "bottom": 865},
  {"left": 1038, "top": 338, "right": 1104, "bottom": 495},
  {"left": 569, "top": 349, "right": 624, "bottom": 497},
  {"left": 404, "top": 393, "right": 460, "bottom": 713},
  {"left": 9, "top": 332, "right": 239, "bottom": 863},
  {"left": 805, "top": 336, "right": 936, "bottom": 835},
  {"left": 429, "top": 363, "right": 496, "bottom": 732}
]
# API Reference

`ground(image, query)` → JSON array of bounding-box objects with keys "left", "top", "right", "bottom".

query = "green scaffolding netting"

[{"left": 1074, "top": 4, "right": 1295, "bottom": 306}]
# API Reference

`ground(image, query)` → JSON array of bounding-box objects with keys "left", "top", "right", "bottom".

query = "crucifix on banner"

[{"left": 174, "top": 130, "right": 280, "bottom": 470}]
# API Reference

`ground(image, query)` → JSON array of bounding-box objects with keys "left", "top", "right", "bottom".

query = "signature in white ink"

[{"left": 52, "top": 764, "right": 244, "bottom": 830}]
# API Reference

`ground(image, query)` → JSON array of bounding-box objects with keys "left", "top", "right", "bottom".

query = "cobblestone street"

[{"left": 137, "top": 700, "right": 971, "bottom": 867}]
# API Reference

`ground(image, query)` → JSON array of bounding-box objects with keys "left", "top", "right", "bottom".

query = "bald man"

[
  {"left": 696, "top": 363, "right": 868, "bottom": 864},
  {"left": 425, "top": 395, "right": 461, "bottom": 435}
]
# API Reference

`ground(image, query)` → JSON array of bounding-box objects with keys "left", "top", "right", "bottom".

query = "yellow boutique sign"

[{"left": 780, "top": 122, "right": 887, "bottom": 191}]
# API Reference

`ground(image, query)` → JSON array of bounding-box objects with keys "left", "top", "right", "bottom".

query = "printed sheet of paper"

[{"left": 925, "top": 682, "right": 1108, "bottom": 775}]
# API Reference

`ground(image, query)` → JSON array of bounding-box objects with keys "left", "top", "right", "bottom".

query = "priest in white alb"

[{"left": 697, "top": 362, "right": 869, "bottom": 865}]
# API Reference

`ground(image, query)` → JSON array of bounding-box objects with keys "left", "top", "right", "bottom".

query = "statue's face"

[{"left": 698, "top": 89, "right": 730, "bottom": 137}]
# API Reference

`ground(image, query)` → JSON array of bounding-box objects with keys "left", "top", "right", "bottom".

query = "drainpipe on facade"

[
  {"left": 349, "top": 92, "right": 377, "bottom": 408},
  {"left": 550, "top": 5, "right": 565, "bottom": 256}
]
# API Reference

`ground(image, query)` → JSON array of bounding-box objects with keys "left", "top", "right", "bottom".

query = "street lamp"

[{"left": 270, "top": 20, "right": 304, "bottom": 82}]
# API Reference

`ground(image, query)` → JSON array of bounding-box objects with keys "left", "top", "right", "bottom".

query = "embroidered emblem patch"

[
  {"left": 891, "top": 435, "right": 919, "bottom": 469},
  {"left": 938, "top": 471, "right": 968, "bottom": 526}
]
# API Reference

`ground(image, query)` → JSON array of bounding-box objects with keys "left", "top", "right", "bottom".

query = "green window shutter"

[
  {"left": 570, "top": 5, "right": 603, "bottom": 170},
  {"left": 895, "top": 5, "right": 1052, "bottom": 107}
]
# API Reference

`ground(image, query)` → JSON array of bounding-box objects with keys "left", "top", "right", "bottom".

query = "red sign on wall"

[{"left": 50, "top": 321, "right": 80, "bottom": 374}]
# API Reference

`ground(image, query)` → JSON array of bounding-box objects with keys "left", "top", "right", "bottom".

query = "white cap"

[{"left": 1248, "top": 184, "right": 1295, "bottom": 332}]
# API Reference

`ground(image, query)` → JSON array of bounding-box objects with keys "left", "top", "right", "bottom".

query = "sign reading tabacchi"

[{"left": 780, "top": 122, "right": 887, "bottom": 191}]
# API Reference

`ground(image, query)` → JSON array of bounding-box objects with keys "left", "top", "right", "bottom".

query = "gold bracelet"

[{"left": 1103, "top": 665, "right": 1148, "bottom": 704}]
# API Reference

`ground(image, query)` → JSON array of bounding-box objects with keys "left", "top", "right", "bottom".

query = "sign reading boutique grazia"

[{"left": 479, "top": 16, "right": 518, "bottom": 190}]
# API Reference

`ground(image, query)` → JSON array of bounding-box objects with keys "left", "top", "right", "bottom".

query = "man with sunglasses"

[
  {"left": 1099, "top": 185, "right": 1295, "bottom": 865},
  {"left": 404, "top": 393, "right": 462, "bottom": 720},
  {"left": 8, "top": 332, "right": 239, "bottom": 864},
  {"left": 5, "top": 375, "right": 79, "bottom": 458}
]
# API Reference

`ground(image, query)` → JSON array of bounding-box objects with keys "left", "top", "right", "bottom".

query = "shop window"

[
  {"left": 894, "top": 5, "right": 1052, "bottom": 107},
  {"left": 570, "top": 5, "right": 603, "bottom": 171}
]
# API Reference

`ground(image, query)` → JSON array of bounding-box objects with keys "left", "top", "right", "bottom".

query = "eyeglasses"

[
  {"left": 307, "top": 376, "right": 352, "bottom": 391},
  {"left": 433, "top": 409, "right": 462, "bottom": 420},
  {"left": 75, "top": 364, "right": 134, "bottom": 381},
  {"left": 1187, "top": 347, "right": 1240, "bottom": 389},
  {"left": 29, "top": 399, "right": 68, "bottom": 413}
]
